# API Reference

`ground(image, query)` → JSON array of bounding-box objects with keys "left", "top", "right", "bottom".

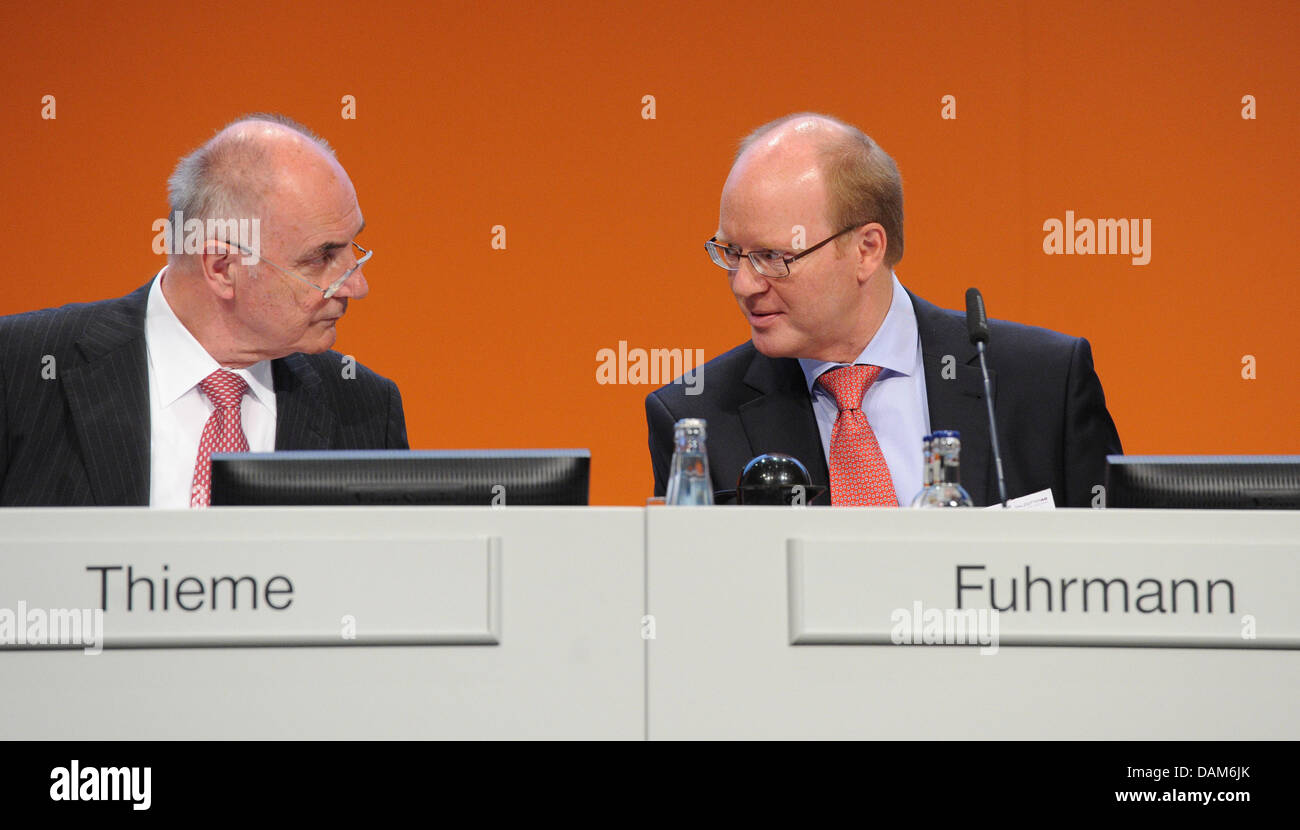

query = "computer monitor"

[
  {"left": 1105, "top": 455, "right": 1300, "bottom": 509},
  {"left": 210, "top": 449, "right": 590, "bottom": 506}
]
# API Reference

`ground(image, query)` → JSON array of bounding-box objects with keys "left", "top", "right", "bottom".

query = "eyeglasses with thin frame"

[
  {"left": 217, "top": 239, "right": 373, "bottom": 300},
  {"left": 705, "top": 224, "right": 864, "bottom": 278}
]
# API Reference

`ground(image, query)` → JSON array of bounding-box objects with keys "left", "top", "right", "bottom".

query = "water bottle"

[
  {"left": 915, "top": 430, "right": 973, "bottom": 508},
  {"left": 909, "top": 433, "right": 934, "bottom": 507},
  {"left": 665, "top": 418, "right": 714, "bottom": 505}
]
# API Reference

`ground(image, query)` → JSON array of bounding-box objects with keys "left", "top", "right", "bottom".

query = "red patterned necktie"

[
  {"left": 190, "top": 369, "right": 250, "bottom": 508},
  {"left": 816, "top": 365, "right": 898, "bottom": 507}
]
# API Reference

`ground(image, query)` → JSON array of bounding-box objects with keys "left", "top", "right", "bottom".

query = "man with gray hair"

[
  {"left": 0, "top": 113, "right": 407, "bottom": 507},
  {"left": 646, "top": 112, "right": 1121, "bottom": 507}
]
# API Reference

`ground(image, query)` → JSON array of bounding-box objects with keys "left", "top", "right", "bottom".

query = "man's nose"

[
  {"left": 730, "top": 257, "right": 770, "bottom": 297},
  {"left": 331, "top": 266, "right": 369, "bottom": 300}
]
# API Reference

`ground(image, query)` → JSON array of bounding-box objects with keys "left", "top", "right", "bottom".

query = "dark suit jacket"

[
  {"left": 646, "top": 290, "right": 1122, "bottom": 507},
  {"left": 0, "top": 281, "right": 409, "bottom": 506}
]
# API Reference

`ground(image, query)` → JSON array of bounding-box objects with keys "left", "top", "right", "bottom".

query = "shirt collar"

[
  {"left": 145, "top": 268, "right": 275, "bottom": 409},
  {"left": 797, "top": 272, "right": 920, "bottom": 393}
]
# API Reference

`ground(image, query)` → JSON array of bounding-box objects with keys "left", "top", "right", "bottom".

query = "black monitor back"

[
  {"left": 210, "top": 449, "right": 590, "bottom": 506},
  {"left": 1105, "top": 455, "right": 1300, "bottom": 509}
]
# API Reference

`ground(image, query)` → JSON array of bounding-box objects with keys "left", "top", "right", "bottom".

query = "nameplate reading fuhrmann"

[{"left": 786, "top": 539, "right": 1300, "bottom": 648}]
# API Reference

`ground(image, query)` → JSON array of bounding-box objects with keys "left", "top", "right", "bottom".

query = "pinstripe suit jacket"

[{"left": 0, "top": 280, "right": 409, "bottom": 506}]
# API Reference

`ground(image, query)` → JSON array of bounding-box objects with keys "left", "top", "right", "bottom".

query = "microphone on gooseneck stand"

[{"left": 965, "top": 288, "right": 1009, "bottom": 508}]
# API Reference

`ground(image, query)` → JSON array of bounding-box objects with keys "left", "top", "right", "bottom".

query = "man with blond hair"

[{"left": 646, "top": 112, "right": 1120, "bottom": 507}]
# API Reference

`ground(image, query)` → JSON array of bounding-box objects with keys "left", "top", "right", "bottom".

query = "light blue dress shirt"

[{"left": 798, "top": 274, "right": 931, "bottom": 505}]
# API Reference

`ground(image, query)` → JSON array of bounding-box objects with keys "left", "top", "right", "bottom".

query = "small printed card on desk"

[{"left": 984, "top": 488, "right": 1055, "bottom": 510}]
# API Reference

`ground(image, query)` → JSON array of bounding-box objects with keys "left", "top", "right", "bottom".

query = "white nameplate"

[
  {"left": 0, "top": 536, "right": 501, "bottom": 648},
  {"left": 787, "top": 537, "right": 1300, "bottom": 648}
]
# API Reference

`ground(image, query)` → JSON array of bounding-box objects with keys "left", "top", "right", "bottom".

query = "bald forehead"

[
  {"left": 723, "top": 152, "right": 822, "bottom": 213},
  {"left": 727, "top": 116, "right": 851, "bottom": 196},
  {"left": 720, "top": 124, "right": 843, "bottom": 244},
  {"left": 726, "top": 118, "right": 846, "bottom": 193},
  {"left": 218, "top": 119, "right": 316, "bottom": 150},
  {"left": 736, "top": 115, "right": 851, "bottom": 166},
  {"left": 214, "top": 121, "right": 339, "bottom": 172},
  {"left": 221, "top": 121, "right": 352, "bottom": 206}
]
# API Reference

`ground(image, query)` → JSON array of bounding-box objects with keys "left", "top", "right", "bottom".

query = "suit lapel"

[
  {"left": 61, "top": 284, "right": 152, "bottom": 505},
  {"left": 273, "top": 354, "right": 335, "bottom": 450},
  {"left": 738, "top": 350, "right": 830, "bottom": 486},
  {"left": 911, "top": 292, "right": 994, "bottom": 506}
]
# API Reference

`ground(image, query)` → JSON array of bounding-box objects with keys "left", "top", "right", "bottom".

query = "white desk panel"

[
  {"left": 0, "top": 508, "right": 644, "bottom": 739},
  {"left": 646, "top": 508, "right": 1300, "bottom": 739},
  {"left": 4, "top": 506, "right": 1295, "bottom": 739}
]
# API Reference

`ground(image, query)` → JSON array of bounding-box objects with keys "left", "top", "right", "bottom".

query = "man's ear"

[
  {"left": 855, "top": 223, "right": 888, "bottom": 280},
  {"left": 200, "top": 241, "right": 239, "bottom": 300}
]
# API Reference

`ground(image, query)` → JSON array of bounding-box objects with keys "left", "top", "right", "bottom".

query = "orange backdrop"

[{"left": 2, "top": 0, "right": 1297, "bottom": 504}]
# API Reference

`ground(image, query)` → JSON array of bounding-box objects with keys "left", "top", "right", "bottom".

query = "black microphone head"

[
  {"left": 965, "top": 287, "right": 989, "bottom": 345},
  {"left": 734, "top": 453, "right": 826, "bottom": 505}
]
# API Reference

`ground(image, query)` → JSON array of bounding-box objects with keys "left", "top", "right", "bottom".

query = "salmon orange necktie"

[{"left": 816, "top": 365, "right": 898, "bottom": 507}]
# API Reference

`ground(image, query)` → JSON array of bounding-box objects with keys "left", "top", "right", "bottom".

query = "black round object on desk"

[{"left": 734, "top": 453, "right": 826, "bottom": 505}]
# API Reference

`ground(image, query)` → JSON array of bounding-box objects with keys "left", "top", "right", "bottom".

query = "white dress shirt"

[
  {"left": 798, "top": 273, "right": 931, "bottom": 505},
  {"left": 145, "top": 270, "right": 276, "bottom": 508}
]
